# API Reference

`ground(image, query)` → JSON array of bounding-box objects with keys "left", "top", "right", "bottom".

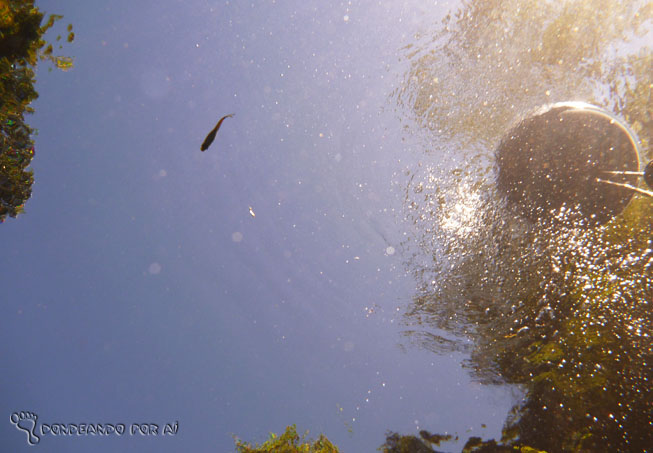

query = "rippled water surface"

[{"left": 1, "top": 1, "right": 651, "bottom": 452}]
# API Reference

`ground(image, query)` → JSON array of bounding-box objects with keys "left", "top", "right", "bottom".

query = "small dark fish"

[{"left": 201, "top": 113, "right": 234, "bottom": 151}]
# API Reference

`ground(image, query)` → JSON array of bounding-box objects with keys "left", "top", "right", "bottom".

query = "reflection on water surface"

[
  {"left": 3, "top": 0, "right": 651, "bottom": 451},
  {"left": 392, "top": 0, "right": 652, "bottom": 450}
]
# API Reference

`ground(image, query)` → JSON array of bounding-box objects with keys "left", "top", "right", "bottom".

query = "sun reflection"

[{"left": 438, "top": 181, "right": 482, "bottom": 238}]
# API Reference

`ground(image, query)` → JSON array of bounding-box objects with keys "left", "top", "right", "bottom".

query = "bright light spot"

[
  {"left": 386, "top": 246, "right": 395, "bottom": 255},
  {"left": 439, "top": 181, "right": 482, "bottom": 237},
  {"left": 343, "top": 15, "right": 349, "bottom": 22}
]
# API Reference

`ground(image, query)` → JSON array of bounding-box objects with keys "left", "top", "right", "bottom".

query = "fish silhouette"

[{"left": 201, "top": 113, "right": 234, "bottom": 151}]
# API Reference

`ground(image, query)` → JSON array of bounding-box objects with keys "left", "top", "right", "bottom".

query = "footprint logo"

[{"left": 10, "top": 411, "right": 40, "bottom": 445}]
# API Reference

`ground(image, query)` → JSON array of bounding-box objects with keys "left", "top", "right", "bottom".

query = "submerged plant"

[
  {"left": 0, "top": 0, "right": 74, "bottom": 222},
  {"left": 234, "top": 425, "right": 339, "bottom": 453}
]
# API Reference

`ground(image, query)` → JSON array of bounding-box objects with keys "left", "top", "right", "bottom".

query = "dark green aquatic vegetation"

[
  {"left": 419, "top": 430, "right": 454, "bottom": 445},
  {"left": 0, "top": 1, "right": 74, "bottom": 222},
  {"left": 379, "top": 431, "right": 546, "bottom": 453},
  {"left": 234, "top": 425, "right": 339, "bottom": 453},
  {"left": 379, "top": 431, "right": 442, "bottom": 453}
]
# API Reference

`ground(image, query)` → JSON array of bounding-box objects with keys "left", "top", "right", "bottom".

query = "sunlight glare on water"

[
  {"left": 438, "top": 179, "right": 482, "bottom": 238},
  {"left": 392, "top": 1, "right": 652, "bottom": 450}
]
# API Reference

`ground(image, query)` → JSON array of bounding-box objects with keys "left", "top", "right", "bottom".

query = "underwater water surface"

[{"left": 1, "top": 1, "right": 651, "bottom": 452}]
